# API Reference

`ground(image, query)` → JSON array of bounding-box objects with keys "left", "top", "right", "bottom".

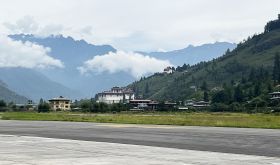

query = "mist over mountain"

[
  {"left": 9, "top": 34, "right": 134, "bottom": 99},
  {"left": 6, "top": 34, "right": 236, "bottom": 101},
  {"left": 0, "top": 80, "right": 28, "bottom": 104},
  {"left": 139, "top": 42, "right": 236, "bottom": 66},
  {"left": 0, "top": 68, "right": 81, "bottom": 102}
]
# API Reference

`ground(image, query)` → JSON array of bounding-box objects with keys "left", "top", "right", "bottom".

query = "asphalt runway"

[{"left": 0, "top": 120, "right": 279, "bottom": 158}]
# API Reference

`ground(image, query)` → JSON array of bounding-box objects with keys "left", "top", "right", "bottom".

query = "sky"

[
  {"left": 0, "top": 0, "right": 280, "bottom": 78},
  {"left": 0, "top": 0, "right": 280, "bottom": 52}
]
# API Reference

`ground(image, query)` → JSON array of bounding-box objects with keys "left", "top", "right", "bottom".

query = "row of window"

[
  {"left": 55, "top": 105, "right": 69, "bottom": 108},
  {"left": 53, "top": 101, "right": 70, "bottom": 104}
]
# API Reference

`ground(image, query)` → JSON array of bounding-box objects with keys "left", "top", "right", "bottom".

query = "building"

[
  {"left": 48, "top": 96, "right": 71, "bottom": 111},
  {"left": 269, "top": 92, "right": 280, "bottom": 100},
  {"left": 97, "top": 87, "right": 135, "bottom": 104},
  {"left": 129, "top": 99, "right": 159, "bottom": 110},
  {"left": 192, "top": 101, "right": 210, "bottom": 108},
  {"left": 185, "top": 100, "right": 210, "bottom": 108}
]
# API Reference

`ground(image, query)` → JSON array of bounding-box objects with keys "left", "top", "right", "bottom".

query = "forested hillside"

[{"left": 129, "top": 16, "right": 280, "bottom": 110}]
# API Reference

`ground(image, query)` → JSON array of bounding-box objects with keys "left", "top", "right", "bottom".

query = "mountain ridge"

[
  {"left": 7, "top": 34, "right": 236, "bottom": 100},
  {"left": 138, "top": 42, "right": 236, "bottom": 66},
  {"left": 128, "top": 16, "right": 280, "bottom": 101},
  {"left": 0, "top": 80, "right": 29, "bottom": 104}
]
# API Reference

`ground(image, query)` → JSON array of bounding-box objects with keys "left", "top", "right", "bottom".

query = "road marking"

[{"left": 97, "top": 123, "right": 177, "bottom": 129}]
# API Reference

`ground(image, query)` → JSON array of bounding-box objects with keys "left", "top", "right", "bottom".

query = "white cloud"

[
  {"left": 78, "top": 51, "right": 172, "bottom": 78},
  {"left": 3, "top": 16, "right": 64, "bottom": 37},
  {"left": 0, "top": 0, "right": 280, "bottom": 51},
  {"left": 0, "top": 35, "right": 64, "bottom": 69}
]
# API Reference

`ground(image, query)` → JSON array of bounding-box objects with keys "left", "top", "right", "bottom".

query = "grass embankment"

[{"left": 2, "top": 112, "right": 280, "bottom": 129}]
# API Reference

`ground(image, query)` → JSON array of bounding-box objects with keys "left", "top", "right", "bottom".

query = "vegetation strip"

[{"left": 2, "top": 112, "right": 280, "bottom": 129}]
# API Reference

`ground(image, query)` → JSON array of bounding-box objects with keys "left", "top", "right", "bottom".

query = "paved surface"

[
  {"left": 0, "top": 120, "right": 279, "bottom": 158},
  {"left": 0, "top": 134, "right": 280, "bottom": 165}
]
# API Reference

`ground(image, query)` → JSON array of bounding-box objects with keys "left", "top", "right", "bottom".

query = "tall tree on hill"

[
  {"left": 273, "top": 52, "right": 280, "bottom": 84},
  {"left": 203, "top": 91, "right": 209, "bottom": 102},
  {"left": 233, "top": 85, "right": 243, "bottom": 102},
  {"left": 144, "top": 83, "right": 149, "bottom": 98},
  {"left": 201, "top": 81, "right": 208, "bottom": 91}
]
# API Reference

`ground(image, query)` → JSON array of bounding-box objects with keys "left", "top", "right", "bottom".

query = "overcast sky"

[{"left": 1, "top": 0, "right": 280, "bottom": 51}]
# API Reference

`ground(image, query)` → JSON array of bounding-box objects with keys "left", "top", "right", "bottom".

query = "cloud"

[
  {"left": 0, "top": 35, "right": 64, "bottom": 69},
  {"left": 78, "top": 51, "right": 172, "bottom": 78},
  {"left": 3, "top": 16, "right": 64, "bottom": 37},
  {"left": 3, "top": 16, "right": 95, "bottom": 44},
  {"left": 1, "top": 1, "right": 280, "bottom": 51}
]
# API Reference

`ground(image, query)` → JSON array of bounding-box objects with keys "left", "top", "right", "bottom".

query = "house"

[
  {"left": 48, "top": 96, "right": 71, "bottom": 111},
  {"left": 129, "top": 99, "right": 159, "bottom": 110},
  {"left": 185, "top": 100, "right": 210, "bottom": 108},
  {"left": 193, "top": 101, "right": 210, "bottom": 108},
  {"left": 97, "top": 87, "right": 135, "bottom": 104},
  {"left": 269, "top": 92, "right": 280, "bottom": 100}
]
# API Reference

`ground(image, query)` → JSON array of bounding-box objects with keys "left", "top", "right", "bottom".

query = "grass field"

[{"left": 1, "top": 112, "right": 280, "bottom": 129}]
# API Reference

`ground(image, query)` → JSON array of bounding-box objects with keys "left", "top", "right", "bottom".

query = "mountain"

[
  {"left": 8, "top": 35, "right": 236, "bottom": 100},
  {"left": 9, "top": 34, "right": 135, "bottom": 98},
  {"left": 139, "top": 42, "right": 236, "bottom": 66},
  {"left": 0, "top": 80, "right": 28, "bottom": 104},
  {"left": 0, "top": 68, "right": 81, "bottom": 102},
  {"left": 128, "top": 15, "right": 280, "bottom": 101},
  {"left": 9, "top": 34, "right": 116, "bottom": 68}
]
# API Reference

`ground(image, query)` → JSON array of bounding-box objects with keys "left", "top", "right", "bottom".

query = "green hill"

[{"left": 128, "top": 15, "right": 280, "bottom": 105}]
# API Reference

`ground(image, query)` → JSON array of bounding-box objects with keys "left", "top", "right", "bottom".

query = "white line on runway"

[{"left": 0, "top": 134, "right": 279, "bottom": 165}]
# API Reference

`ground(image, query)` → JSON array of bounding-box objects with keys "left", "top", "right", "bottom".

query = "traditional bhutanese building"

[
  {"left": 48, "top": 96, "right": 71, "bottom": 111},
  {"left": 97, "top": 87, "right": 135, "bottom": 104},
  {"left": 269, "top": 92, "right": 280, "bottom": 100}
]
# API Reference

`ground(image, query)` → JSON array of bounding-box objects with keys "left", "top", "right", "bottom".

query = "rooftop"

[{"left": 49, "top": 96, "right": 71, "bottom": 101}]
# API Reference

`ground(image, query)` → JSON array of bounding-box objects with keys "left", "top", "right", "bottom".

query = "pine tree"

[
  {"left": 201, "top": 81, "right": 208, "bottom": 91},
  {"left": 203, "top": 91, "right": 209, "bottom": 102},
  {"left": 234, "top": 85, "right": 243, "bottom": 102},
  {"left": 273, "top": 52, "right": 280, "bottom": 83}
]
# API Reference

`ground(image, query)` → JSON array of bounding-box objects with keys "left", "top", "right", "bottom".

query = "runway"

[
  {"left": 0, "top": 134, "right": 279, "bottom": 165},
  {"left": 0, "top": 120, "right": 279, "bottom": 158}
]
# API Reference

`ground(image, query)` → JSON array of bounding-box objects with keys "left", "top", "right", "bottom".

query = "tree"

[
  {"left": 201, "top": 81, "right": 208, "bottom": 91},
  {"left": 144, "top": 83, "right": 149, "bottom": 97},
  {"left": 38, "top": 99, "right": 50, "bottom": 113},
  {"left": 0, "top": 100, "right": 7, "bottom": 112},
  {"left": 0, "top": 100, "right": 6, "bottom": 107},
  {"left": 249, "top": 68, "right": 256, "bottom": 82},
  {"left": 233, "top": 85, "right": 243, "bottom": 102},
  {"left": 254, "top": 82, "right": 261, "bottom": 97},
  {"left": 203, "top": 91, "right": 209, "bottom": 102},
  {"left": 39, "top": 98, "right": 44, "bottom": 105},
  {"left": 212, "top": 90, "right": 230, "bottom": 103},
  {"left": 273, "top": 52, "right": 280, "bottom": 83}
]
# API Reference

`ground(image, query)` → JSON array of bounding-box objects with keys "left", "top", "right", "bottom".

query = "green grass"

[{"left": 2, "top": 112, "right": 280, "bottom": 129}]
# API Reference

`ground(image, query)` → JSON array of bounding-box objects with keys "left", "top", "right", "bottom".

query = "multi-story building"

[
  {"left": 97, "top": 87, "right": 135, "bottom": 104},
  {"left": 48, "top": 96, "right": 71, "bottom": 111}
]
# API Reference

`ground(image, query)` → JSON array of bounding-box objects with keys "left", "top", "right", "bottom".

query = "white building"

[{"left": 97, "top": 87, "right": 135, "bottom": 104}]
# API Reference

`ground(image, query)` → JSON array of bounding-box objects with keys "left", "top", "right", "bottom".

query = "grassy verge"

[{"left": 2, "top": 112, "right": 280, "bottom": 129}]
